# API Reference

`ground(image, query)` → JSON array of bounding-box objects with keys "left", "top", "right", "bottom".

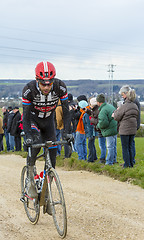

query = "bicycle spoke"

[
  {"left": 48, "top": 169, "right": 67, "bottom": 238},
  {"left": 21, "top": 166, "right": 40, "bottom": 224}
]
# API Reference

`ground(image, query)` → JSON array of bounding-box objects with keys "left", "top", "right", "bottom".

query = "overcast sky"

[{"left": 0, "top": 0, "right": 144, "bottom": 81}]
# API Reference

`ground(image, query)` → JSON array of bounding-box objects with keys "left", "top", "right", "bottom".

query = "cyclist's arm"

[
  {"left": 22, "top": 85, "right": 33, "bottom": 138},
  {"left": 22, "top": 104, "right": 32, "bottom": 138},
  {"left": 58, "top": 80, "right": 71, "bottom": 133}
]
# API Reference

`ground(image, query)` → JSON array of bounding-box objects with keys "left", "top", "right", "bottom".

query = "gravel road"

[{"left": 0, "top": 154, "right": 144, "bottom": 240}]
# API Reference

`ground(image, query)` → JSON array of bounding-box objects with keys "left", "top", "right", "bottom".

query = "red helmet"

[{"left": 35, "top": 61, "right": 56, "bottom": 84}]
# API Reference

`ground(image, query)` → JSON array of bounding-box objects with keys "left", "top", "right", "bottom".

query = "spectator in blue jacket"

[{"left": 86, "top": 97, "right": 106, "bottom": 164}]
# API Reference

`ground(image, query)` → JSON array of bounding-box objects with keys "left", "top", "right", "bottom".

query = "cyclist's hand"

[
  {"left": 63, "top": 133, "right": 74, "bottom": 144},
  {"left": 24, "top": 137, "right": 33, "bottom": 147}
]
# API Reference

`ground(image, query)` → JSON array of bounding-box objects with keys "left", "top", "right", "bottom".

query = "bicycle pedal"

[{"left": 20, "top": 197, "right": 25, "bottom": 203}]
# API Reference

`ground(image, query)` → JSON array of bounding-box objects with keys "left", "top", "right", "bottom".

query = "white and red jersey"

[
  {"left": 22, "top": 78, "right": 68, "bottom": 118},
  {"left": 22, "top": 78, "right": 70, "bottom": 137}
]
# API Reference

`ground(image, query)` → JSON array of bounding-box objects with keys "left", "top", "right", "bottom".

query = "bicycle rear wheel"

[
  {"left": 21, "top": 166, "right": 40, "bottom": 224},
  {"left": 47, "top": 168, "right": 67, "bottom": 238}
]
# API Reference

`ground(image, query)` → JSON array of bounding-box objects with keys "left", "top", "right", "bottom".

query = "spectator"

[
  {"left": 54, "top": 99, "right": 71, "bottom": 158},
  {"left": 19, "top": 113, "right": 23, "bottom": 132},
  {"left": 7, "top": 107, "right": 15, "bottom": 151},
  {"left": 80, "top": 100, "right": 97, "bottom": 162},
  {"left": 10, "top": 106, "right": 22, "bottom": 151},
  {"left": 87, "top": 97, "right": 106, "bottom": 163},
  {"left": 2, "top": 106, "right": 10, "bottom": 151},
  {"left": 68, "top": 93, "right": 77, "bottom": 151},
  {"left": 96, "top": 93, "right": 117, "bottom": 165},
  {"left": 73, "top": 95, "right": 88, "bottom": 129},
  {"left": 71, "top": 95, "right": 88, "bottom": 154},
  {"left": 54, "top": 99, "right": 64, "bottom": 156},
  {"left": 75, "top": 100, "right": 88, "bottom": 160},
  {"left": 0, "top": 114, "right": 4, "bottom": 151},
  {"left": 68, "top": 93, "right": 76, "bottom": 106},
  {"left": 112, "top": 88, "right": 139, "bottom": 168},
  {"left": 19, "top": 113, "right": 26, "bottom": 143},
  {"left": 118, "top": 85, "right": 141, "bottom": 165},
  {"left": 77, "top": 95, "right": 88, "bottom": 102}
]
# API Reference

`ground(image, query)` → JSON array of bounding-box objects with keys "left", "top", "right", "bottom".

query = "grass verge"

[{"left": 1, "top": 137, "right": 144, "bottom": 189}]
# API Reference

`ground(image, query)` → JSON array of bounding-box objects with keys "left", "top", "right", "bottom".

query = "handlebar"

[
  {"left": 31, "top": 140, "right": 70, "bottom": 149},
  {"left": 27, "top": 139, "right": 75, "bottom": 159}
]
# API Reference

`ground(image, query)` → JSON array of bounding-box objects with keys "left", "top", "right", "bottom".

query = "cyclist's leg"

[
  {"left": 40, "top": 116, "right": 57, "bottom": 214},
  {"left": 40, "top": 114, "right": 57, "bottom": 168},
  {"left": 49, "top": 148, "right": 57, "bottom": 168},
  {"left": 26, "top": 123, "right": 41, "bottom": 198}
]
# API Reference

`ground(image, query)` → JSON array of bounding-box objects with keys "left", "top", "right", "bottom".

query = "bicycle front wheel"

[
  {"left": 48, "top": 168, "right": 67, "bottom": 238},
  {"left": 21, "top": 166, "right": 40, "bottom": 224}
]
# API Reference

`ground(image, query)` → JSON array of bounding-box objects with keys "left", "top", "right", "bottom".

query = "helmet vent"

[
  {"left": 40, "top": 72, "right": 43, "bottom": 77},
  {"left": 45, "top": 72, "right": 49, "bottom": 77}
]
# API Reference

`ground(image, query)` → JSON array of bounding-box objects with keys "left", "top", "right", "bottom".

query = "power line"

[
  {"left": 0, "top": 25, "right": 144, "bottom": 50},
  {"left": 107, "top": 64, "right": 116, "bottom": 104}
]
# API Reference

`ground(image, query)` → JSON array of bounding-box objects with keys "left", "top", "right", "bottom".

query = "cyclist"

[{"left": 22, "top": 61, "right": 71, "bottom": 198}]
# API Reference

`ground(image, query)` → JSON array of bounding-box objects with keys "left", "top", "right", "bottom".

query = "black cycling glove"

[
  {"left": 63, "top": 133, "right": 74, "bottom": 144},
  {"left": 24, "top": 138, "right": 33, "bottom": 146},
  {"left": 23, "top": 136, "right": 33, "bottom": 151}
]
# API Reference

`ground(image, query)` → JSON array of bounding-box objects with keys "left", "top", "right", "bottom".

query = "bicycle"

[{"left": 20, "top": 139, "right": 73, "bottom": 238}]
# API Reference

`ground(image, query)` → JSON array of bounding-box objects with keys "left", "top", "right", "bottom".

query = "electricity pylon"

[{"left": 107, "top": 64, "right": 116, "bottom": 104}]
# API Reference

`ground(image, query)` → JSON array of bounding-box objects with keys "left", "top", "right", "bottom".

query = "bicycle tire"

[
  {"left": 21, "top": 166, "right": 40, "bottom": 224},
  {"left": 47, "top": 168, "right": 67, "bottom": 238}
]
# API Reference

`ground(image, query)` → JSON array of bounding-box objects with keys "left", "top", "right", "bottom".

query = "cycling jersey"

[
  {"left": 22, "top": 78, "right": 71, "bottom": 138},
  {"left": 22, "top": 78, "right": 71, "bottom": 168}
]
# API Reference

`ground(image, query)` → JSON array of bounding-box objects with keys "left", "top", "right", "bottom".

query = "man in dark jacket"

[
  {"left": 7, "top": 107, "right": 15, "bottom": 151},
  {"left": 10, "top": 107, "right": 21, "bottom": 151},
  {"left": 86, "top": 97, "right": 106, "bottom": 163},
  {"left": 67, "top": 93, "right": 77, "bottom": 152},
  {"left": 2, "top": 106, "right": 10, "bottom": 151},
  {"left": 96, "top": 93, "right": 117, "bottom": 165}
]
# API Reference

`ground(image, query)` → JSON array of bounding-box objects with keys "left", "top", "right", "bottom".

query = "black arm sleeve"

[{"left": 23, "top": 104, "right": 32, "bottom": 138}]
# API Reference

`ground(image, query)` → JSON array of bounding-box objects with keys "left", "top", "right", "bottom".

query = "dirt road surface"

[{"left": 0, "top": 154, "right": 144, "bottom": 240}]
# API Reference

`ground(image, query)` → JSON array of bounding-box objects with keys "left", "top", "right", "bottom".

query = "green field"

[
  {"left": 0, "top": 83, "right": 25, "bottom": 86},
  {"left": 141, "top": 111, "right": 144, "bottom": 123},
  {"left": 1, "top": 136, "right": 144, "bottom": 189},
  {"left": 55, "top": 137, "right": 144, "bottom": 189},
  {"left": 1, "top": 107, "right": 144, "bottom": 189}
]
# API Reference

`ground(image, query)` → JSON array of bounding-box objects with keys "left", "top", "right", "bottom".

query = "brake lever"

[{"left": 70, "top": 141, "right": 75, "bottom": 152}]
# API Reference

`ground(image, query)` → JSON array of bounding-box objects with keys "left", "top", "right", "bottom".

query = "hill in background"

[{"left": 0, "top": 79, "right": 144, "bottom": 101}]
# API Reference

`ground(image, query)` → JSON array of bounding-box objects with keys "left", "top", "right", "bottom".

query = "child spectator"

[{"left": 79, "top": 100, "right": 97, "bottom": 162}]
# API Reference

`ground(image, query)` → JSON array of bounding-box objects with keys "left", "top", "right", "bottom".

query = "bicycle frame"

[
  {"left": 21, "top": 139, "right": 70, "bottom": 237},
  {"left": 28, "top": 140, "right": 68, "bottom": 204}
]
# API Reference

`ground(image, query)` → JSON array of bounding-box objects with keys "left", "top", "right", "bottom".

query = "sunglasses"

[{"left": 40, "top": 82, "right": 53, "bottom": 87}]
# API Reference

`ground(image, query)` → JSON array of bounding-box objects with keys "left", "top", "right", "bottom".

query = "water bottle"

[
  {"left": 39, "top": 171, "right": 44, "bottom": 189},
  {"left": 34, "top": 174, "right": 40, "bottom": 192},
  {"left": 39, "top": 171, "right": 44, "bottom": 178}
]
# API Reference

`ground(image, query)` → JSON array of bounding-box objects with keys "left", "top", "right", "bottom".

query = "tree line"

[{"left": 0, "top": 79, "right": 144, "bottom": 101}]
